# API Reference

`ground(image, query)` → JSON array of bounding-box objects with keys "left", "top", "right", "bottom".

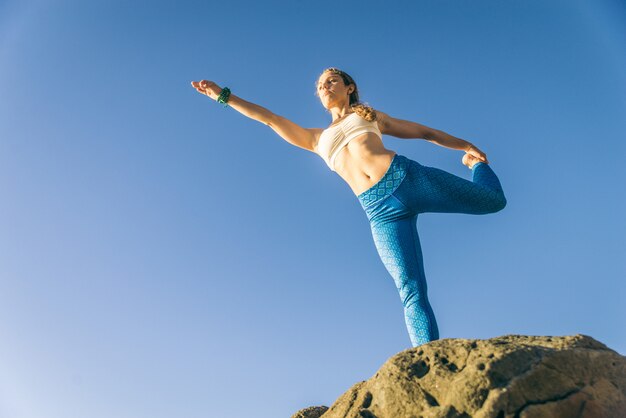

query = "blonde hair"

[{"left": 316, "top": 67, "right": 377, "bottom": 122}]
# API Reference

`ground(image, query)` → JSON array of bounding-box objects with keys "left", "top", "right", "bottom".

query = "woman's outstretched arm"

[
  {"left": 191, "top": 80, "right": 320, "bottom": 152},
  {"left": 376, "top": 111, "right": 489, "bottom": 163}
]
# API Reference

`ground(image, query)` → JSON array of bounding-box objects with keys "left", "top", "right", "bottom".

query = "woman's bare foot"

[{"left": 462, "top": 153, "right": 482, "bottom": 169}]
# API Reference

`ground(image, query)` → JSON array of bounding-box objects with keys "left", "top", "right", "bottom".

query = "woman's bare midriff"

[{"left": 332, "top": 133, "right": 397, "bottom": 196}]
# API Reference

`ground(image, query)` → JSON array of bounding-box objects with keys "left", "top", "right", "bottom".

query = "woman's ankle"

[{"left": 462, "top": 153, "right": 484, "bottom": 169}]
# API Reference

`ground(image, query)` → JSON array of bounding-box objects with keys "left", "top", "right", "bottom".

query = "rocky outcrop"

[
  {"left": 291, "top": 406, "right": 329, "bottom": 418},
  {"left": 292, "top": 335, "right": 626, "bottom": 418}
]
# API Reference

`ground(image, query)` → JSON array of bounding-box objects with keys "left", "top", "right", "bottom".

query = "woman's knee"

[
  {"left": 474, "top": 191, "right": 506, "bottom": 214},
  {"left": 489, "top": 192, "right": 507, "bottom": 213}
]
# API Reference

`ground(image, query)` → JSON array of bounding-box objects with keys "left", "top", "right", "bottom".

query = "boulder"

[
  {"left": 290, "top": 406, "right": 329, "bottom": 418},
  {"left": 292, "top": 335, "right": 626, "bottom": 418}
]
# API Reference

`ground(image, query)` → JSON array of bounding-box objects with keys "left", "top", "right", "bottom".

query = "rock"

[
  {"left": 290, "top": 406, "right": 329, "bottom": 418},
  {"left": 295, "top": 335, "right": 626, "bottom": 418}
]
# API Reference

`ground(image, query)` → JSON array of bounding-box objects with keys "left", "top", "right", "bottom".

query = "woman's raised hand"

[
  {"left": 191, "top": 80, "right": 222, "bottom": 101},
  {"left": 462, "top": 144, "right": 489, "bottom": 169},
  {"left": 465, "top": 144, "right": 489, "bottom": 164}
]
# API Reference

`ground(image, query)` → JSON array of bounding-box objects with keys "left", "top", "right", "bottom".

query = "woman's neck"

[{"left": 329, "top": 105, "right": 353, "bottom": 124}]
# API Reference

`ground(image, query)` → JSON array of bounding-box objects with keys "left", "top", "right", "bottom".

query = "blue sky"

[{"left": 1, "top": 1, "right": 624, "bottom": 417}]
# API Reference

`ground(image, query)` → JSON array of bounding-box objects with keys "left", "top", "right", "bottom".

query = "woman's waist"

[
  {"left": 355, "top": 153, "right": 412, "bottom": 210},
  {"left": 334, "top": 148, "right": 399, "bottom": 196}
]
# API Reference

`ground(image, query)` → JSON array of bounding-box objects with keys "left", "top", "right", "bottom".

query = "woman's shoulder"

[
  {"left": 371, "top": 109, "right": 390, "bottom": 128},
  {"left": 353, "top": 103, "right": 379, "bottom": 123}
]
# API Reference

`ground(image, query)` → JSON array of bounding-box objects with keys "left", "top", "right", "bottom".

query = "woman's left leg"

[
  {"left": 394, "top": 161, "right": 507, "bottom": 215},
  {"left": 359, "top": 154, "right": 507, "bottom": 347}
]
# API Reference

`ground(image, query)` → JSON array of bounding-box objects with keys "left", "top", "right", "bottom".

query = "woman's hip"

[{"left": 357, "top": 154, "right": 423, "bottom": 221}]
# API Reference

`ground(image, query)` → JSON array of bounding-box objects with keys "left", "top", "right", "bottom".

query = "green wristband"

[{"left": 216, "top": 87, "right": 231, "bottom": 107}]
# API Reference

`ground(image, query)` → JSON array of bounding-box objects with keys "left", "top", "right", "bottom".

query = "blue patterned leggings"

[{"left": 358, "top": 154, "right": 506, "bottom": 347}]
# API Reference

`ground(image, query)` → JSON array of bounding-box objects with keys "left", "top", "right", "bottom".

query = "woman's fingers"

[
  {"left": 191, "top": 80, "right": 209, "bottom": 89},
  {"left": 191, "top": 81, "right": 204, "bottom": 92},
  {"left": 466, "top": 148, "right": 489, "bottom": 164},
  {"left": 476, "top": 153, "right": 488, "bottom": 163},
  {"left": 476, "top": 152, "right": 489, "bottom": 163},
  {"left": 191, "top": 81, "right": 211, "bottom": 96},
  {"left": 191, "top": 80, "right": 219, "bottom": 98},
  {"left": 470, "top": 147, "right": 487, "bottom": 162}
]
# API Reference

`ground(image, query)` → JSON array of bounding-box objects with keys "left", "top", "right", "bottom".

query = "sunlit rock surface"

[{"left": 292, "top": 335, "right": 626, "bottom": 418}]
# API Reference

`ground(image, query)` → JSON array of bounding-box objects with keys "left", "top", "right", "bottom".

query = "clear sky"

[{"left": 1, "top": 1, "right": 625, "bottom": 417}]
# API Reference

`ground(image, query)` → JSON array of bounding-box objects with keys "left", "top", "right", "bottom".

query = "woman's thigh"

[{"left": 392, "top": 160, "right": 505, "bottom": 215}]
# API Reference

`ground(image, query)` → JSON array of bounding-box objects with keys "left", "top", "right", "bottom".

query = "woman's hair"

[{"left": 317, "top": 67, "right": 377, "bottom": 122}]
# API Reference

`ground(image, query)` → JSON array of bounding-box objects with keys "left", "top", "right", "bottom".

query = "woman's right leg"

[
  {"left": 361, "top": 156, "right": 506, "bottom": 347},
  {"left": 359, "top": 155, "right": 440, "bottom": 347},
  {"left": 369, "top": 213, "right": 439, "bottom": 347}
]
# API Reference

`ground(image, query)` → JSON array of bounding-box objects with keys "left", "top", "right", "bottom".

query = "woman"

[{"left": 191, "top": 68, "right": 506, "bottom": 347}]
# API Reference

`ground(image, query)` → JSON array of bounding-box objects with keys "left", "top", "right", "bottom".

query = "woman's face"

[{"left": 316, "top": 71, "right": 354, "bottom": 109}]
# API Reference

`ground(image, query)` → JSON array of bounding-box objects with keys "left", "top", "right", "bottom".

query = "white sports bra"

[{"left": 316, "top": 113, "right": 382, "bottom": 171}]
